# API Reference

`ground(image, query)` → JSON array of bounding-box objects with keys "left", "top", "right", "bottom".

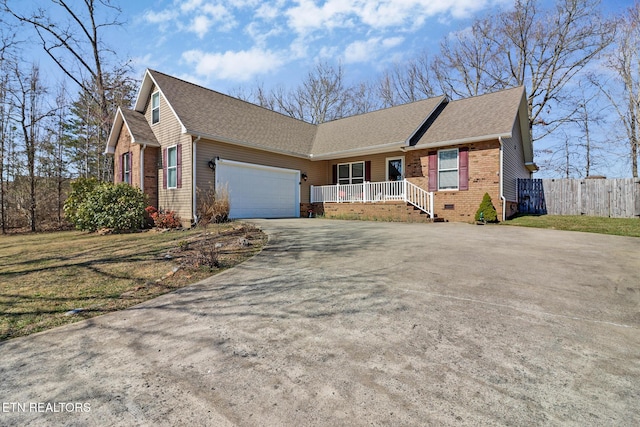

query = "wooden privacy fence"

[{"left": 518, "top": 178, "right": 640, "bottom": 218}]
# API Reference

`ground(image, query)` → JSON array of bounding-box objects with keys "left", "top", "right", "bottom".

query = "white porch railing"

[{"left": 311, "top": 179, "right": 434, "bottom": 218}]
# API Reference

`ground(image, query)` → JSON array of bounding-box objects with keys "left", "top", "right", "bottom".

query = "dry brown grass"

[{"left": 0, "top": 223, "right": 266, "bottom": 340}]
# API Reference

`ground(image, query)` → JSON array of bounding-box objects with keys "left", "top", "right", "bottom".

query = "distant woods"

[
  {"left": 0, "top": 0, "right": 137, "bottom": 232},
  {"left": 0, "top": 0, "right": 639, "bottom": 232}
]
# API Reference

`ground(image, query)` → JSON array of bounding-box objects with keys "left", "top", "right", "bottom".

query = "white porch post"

[
  {"left": 310, "top": 185, "right": 315, "bottom": 203},
  {"left": 429, "top": 191, "right": 434, "bottom": 218},
  {"left": 403, "top": 179, "right": 407, "bottom": 203}
]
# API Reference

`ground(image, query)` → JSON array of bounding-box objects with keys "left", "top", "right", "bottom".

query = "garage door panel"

[{"left": 215, "top": 160, "right": 299, "bottom": 219}]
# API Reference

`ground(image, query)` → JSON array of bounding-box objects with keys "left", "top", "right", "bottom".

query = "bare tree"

[
  {"left": 594, "top": 3, "right": 640, "bottom": 178},
  {"left": 0, "top": 14, "right": 18, "bottom": 232},
  {"left": 432, "top": 18, "right": 505, "bottom": 99},
  {"left": 0, "top": 64, "right": 12, "bottom": 234},
  {"left": 289, "top": 61, "right": 354, "bottom": 124},
  {"left": 238, "top": 62, "right": 366, "bottom": 124},
  {"left": 11, "top": 64, "right": 55, "bottom": 231},
  {"left": 406, "top": 0, "right": 614, "bottom": 143},
  {"left": 2, "top": 0, "right": 128, "bottom": 179},
  {"left": 378, "top": 53, "right": 437, "bottom": 107}
]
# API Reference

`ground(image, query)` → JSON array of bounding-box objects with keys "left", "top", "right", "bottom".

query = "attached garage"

[{"left": 215, "top": 159, "right": 300, "bottom": 219}]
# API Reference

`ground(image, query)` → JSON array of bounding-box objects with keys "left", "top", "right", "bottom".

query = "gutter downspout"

[
  {"left": 140, "top": 144, "right": 146, "bottom": 193},
  {"left": 498, "top": 137, "right": 506, "bottom": 222},
  {"left": 192, "top": 136, "right": 201, "bottom": 225}
]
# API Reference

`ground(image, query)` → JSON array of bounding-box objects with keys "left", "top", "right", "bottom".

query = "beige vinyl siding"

[
  {"left": 328, "top": 151, "right": 406, "bottom": 183},
  {"left": 144, "top": 84, "right": 194, "bottom": 224},
  {"left": 196, "top": 138, "right": 325, "bottom": 204},
  {"left": 501, "top": 116, "right": 530, "bottom": 202}
]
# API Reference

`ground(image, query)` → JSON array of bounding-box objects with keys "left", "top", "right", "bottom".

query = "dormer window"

[{"left": 151, "top": 91, "right": 160, "bottom": 124}]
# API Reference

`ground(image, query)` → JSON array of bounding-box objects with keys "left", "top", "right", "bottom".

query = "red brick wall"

[
  {"left": 113, "top": 126, "right": 159, "bottom": 208},
  {"left": 405, "top": 140, "right": 503, "bottom": 222},
  {"left": 144, "top": 147, "right": 159, "bottom": 208},
  {"left": 317, "top": 202, "right": 433, "bottom": 222}
]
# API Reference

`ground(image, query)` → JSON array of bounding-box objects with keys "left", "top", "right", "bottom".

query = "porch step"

[{"left": 319, "top": 201, "right": 437, "bottom": 223}]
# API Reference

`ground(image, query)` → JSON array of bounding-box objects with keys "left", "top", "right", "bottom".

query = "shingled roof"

[
  {"left": 412, "top": 86, "right": 526, "bottom": 148},
  {"left": 111, "top": 69, "right": 529, "bottom": 160},
  {"left": 120, "top": 109, "right": 160, "bottom": 146},
  {"left": 145, "top": 70, "right": 317, "bottom": 158},
  {"left": 310, "top": 96, "right": 446, "bottom": 158},
  {"left": 105, "top": 107, "right": 160, "bottom": 153}
]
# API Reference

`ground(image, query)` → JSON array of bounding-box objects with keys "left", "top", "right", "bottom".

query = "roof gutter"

[{"left": 192, "top": 135, "right": 201, "bottom": 225}]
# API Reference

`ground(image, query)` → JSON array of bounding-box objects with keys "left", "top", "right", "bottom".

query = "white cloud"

[
  {"left": 182, "top": 48, "right": 286, "bottom": 81},
  {"left": 286, "top": 0, "right": 357, "bottom": 34},
  {"left": 180, "top": 0, "right": 204, "bottom": 13},
  {"left": 255, "top": 1, "right": 284, "bottom": 19},
  {"left": 344, "top": 36, "right": 405, "bottom": 64},
  {"left": 285, "top": 0, "right": 511, "bottom": 35},
  {"left": 245, "top": 21, "right": 283, "bottom": 46},
  {"left": 143, "top": 9, "right": 179, "bottom": 24},
  {"left": 191, "top": 15, "right": 213, "bottom": 38}
]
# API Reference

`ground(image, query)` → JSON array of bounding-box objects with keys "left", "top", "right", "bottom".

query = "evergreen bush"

[
  {"left": 64, "top": 177, "right": 100, "bottom": 226},
  {"left": 475, "top": 192, "right": 498, "bottom": 223},
  {"left": 66, "top": 182, "right": 147, "bottom": 232}
]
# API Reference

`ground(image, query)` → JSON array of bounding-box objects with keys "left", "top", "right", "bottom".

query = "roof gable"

[
  {"left": 105, "top": 107, "right": 160, "bottom": 154},
  {"left": 141, "top": 70, "right": 317, "bottom": 157},
  {"left": 412, "top": 86, "right": 526, "bottom": 148}
]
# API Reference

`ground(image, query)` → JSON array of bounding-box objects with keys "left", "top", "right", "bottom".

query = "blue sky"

[
  {"left": 109, "top": 0, "right": 631, "bottom": 92},
  {"left": 13, "top": 0, "right": 638, "bottom": 177},
  {"left": 115, "top": 0, "right": 519, "bottom": 89}
]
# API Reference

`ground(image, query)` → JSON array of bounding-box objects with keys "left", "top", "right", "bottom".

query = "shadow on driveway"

[{"left": 1, "top": 219, "right": 639, "bottom": 426}]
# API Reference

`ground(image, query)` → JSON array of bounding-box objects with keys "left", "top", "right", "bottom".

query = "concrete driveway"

[{"left": 1, "top": 219, "right": 639, "bottom": 426}]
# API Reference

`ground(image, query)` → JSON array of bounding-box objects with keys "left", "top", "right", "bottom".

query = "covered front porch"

[{"left": 310, "top": 180, "right": 434, "bottom": 218}]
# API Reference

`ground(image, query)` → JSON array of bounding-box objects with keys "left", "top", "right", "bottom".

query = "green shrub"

[
  {"left": 64, "top": 177, "right": 101, "bottom": 226},
  {"left": 67, "top": 182, "right": 147, "bottom": 232},
  {"left": 475, "top": 192, "right": 498, "bottom": 223}
]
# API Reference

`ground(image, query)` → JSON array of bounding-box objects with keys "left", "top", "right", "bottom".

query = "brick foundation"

[{"left": 317, "top": 202, "right": 434, "bottom": 223}]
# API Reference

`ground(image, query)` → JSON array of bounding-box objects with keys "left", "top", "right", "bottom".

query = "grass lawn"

[
  {"left": 0, "top": 223, "right": 266, "bottom": 341},
  {"left": 504, "top": 215, "right": 640, "bottom": 237}
]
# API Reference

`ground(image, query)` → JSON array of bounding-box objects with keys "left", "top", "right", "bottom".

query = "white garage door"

[{"left": 215, "top": 159, "right": 300, "bottom": 219}]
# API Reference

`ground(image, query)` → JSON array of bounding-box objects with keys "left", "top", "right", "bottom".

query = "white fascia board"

[
  {"left": 135, "top": 69, "right": 188, "bottom": 136},
  {"left": 104, "top": 107, "right": 124, "bottom": 154}
]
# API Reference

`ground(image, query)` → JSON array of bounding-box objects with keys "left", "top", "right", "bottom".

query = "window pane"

[
  {"left": 352, "top": 178, "right": 364, "bottom": 184},
  {"left": 338, "top": 164, "right": 349, "bottom": 179},
  {"left": 152, "top": 109, "right": 159, "bottom": 124},
  {"left": 152, "top": 92, "right": 159, "bottom": 108},
  {"left": 352, "top": 162, "right": 364, "bottom": 178},
  {"left": 168, "top": 147, "right": 177, "bottom": 167},
  {"left": 168, "top": 168, "right": 177, "bottom": 188},
  {"left": 439, "top": 170, "right": 458, "bottom": 189},
  {"left": 338, "top": 179, "right": 350, "bottom": 185},
  {"left": 388, "top": 159, "right": 402, "bottom": 181},
  {"left": 439, "top": 149, "right": 457, "bottom": 169}
]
